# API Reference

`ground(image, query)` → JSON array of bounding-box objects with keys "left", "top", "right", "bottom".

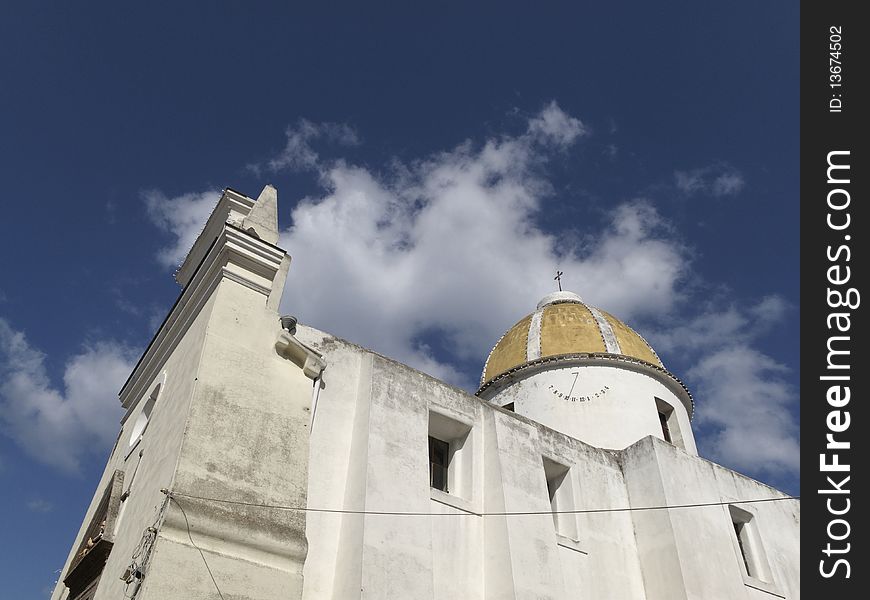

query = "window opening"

[
  {"left": 654, "top": 397, "right": 684, "bottom": 449},
  {"left": 729, "top": 505, "right": 773, "bottom": 583},
  {"left": 543, "top": 457, "right": 578, "bottom": 540},
  {"left": 734, "top": 521, "right": 752, "bottom": 574},
  {"left": 428, "top": 410, "right": 473, "bottom": 500},
  {"left": 129, "top": 383, "right": 160, "bottom": 449},
  {"left": 63, "top": 470, "right": 125, "bottom": 599},
  {"left": 429, "top": 436, "right": 450, "bottom": 493},
  {"left": 658, "top": 410, "right": 672, "bottom": 443}
]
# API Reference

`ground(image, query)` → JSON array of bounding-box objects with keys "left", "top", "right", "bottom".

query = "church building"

[{"left": 51, "top": 186, "right": 800, "bottom": 600}]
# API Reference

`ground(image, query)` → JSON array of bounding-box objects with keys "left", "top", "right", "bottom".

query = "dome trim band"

[
  {"left": 587, "top": 305, "right": 621, "bottom": 354},
  {"left": 477, "top": 351, "right": 694, "bottom": 417},
  {"left": 527, "top": 308, "right": 544, "bottom": 360}
]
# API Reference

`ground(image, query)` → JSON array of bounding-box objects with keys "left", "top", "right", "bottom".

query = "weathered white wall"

[
  {"left": 51, "top": 287, "right": 218, "bottom": 600},
  {"left": 623, "top": 437, "right": 800, "bottom": 600},
  {"left": 142, "top": 277, "right": 313, "bottom": 600},
  {"left": 299, "top": 327, "right": 796, "bottom": 600},
  {"left": 298, "top": 338, "right": 364, "bottom": 600},
  {"left": 299, "top": 327, "right": 655, "bottom": 600}
]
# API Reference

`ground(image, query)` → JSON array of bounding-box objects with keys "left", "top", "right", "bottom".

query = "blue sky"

[{"left": 0, "top": 3, "right": 798, "bottom": 597}]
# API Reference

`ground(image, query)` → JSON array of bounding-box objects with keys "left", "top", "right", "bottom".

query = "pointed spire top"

[
  {"left": 258, "top": 184, "right": 277, "bottom": 202},
  {"left": 241, "top": 185, "right": 280, "bottom": 244}
]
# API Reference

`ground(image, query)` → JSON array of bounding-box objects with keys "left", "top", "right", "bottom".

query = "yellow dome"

[{"left": 480, "top": 292, "right": 663, "bottom": 388}]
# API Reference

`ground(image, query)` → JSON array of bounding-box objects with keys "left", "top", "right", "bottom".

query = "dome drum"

[{"left": 477, "top": 350, "right": 694, "bottom": 417}]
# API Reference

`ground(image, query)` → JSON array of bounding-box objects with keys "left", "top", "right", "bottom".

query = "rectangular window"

[
  {"left": 429, "top": 436, "right": 450, "bottom": 492},
  {"left": 654, "top": 398, "right": 684, "bottom": 449},
  {"left": 543, "top": 457, "right": 578, "bottom": 541},
  {"left": 428, "top": 410, "right": 474, "bottom": 500},
  {"left": 729, "top": 505, "right": 773, "bottom": 583},
  {"left": 658, "top": 410, "right": 672, "bottom": 443}
]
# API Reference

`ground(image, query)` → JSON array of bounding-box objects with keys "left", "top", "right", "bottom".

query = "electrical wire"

[
  {"left": 123, "top": 495, "right": 168, "bottom": 599},
  {"left": 171, "top": 495, "right": 227, "bottom": 600},
  {"left": 160, "top": 488, "right": 796, "bottom": 599},
  {"left": 163, "top": 489, "right": 798, "bottom": 518}
]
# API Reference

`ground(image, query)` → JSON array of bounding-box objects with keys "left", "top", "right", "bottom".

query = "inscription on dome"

[{"left": 546, "top": 370, "right": 610, "bottom": 403}]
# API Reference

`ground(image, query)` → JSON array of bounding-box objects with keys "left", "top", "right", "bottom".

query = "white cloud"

[
  {"left": 648, "top": 297, "right": 798, "bottom": 478},
  {"left": 248, "top": 118, "right": 360, "bottom": 174},
  {"left": 711, "top": 171, "right": 745, "bottom": 196},
  {"left": 0, "top": 319, "right": 135, "bottom": 473},
  {"left": 674, "top": 171, "right": 705, "bottom": 195},
  {"left": 748, "top": 294, "right": 789, "bottom": 323},
  {"left": 144, "top": 189, "right": 220, "bottom": 269},
  {"left": 675, "top": 163, "right": 745, "bottom": 197},
  {"left": 526, "top": 100, "right": 587, "bottom": 147},
  {"left": 651, "top": 295, "right": 789, "bottom": 354},
  {"left": 690, "top": 346, "right": 799, "bottom": 476},
  {"left": 27, "top": 498, "right": 54, "bottom": 513},
  {"left": 276, "top": 105, "right": 683, "bottom": 385}
]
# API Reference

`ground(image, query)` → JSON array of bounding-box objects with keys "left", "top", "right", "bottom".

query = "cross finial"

[{"left": 554, "top": 270, "right": 564, "bottom": 291}]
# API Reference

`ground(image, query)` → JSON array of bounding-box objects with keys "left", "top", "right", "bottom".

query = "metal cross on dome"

[{"left": 554, "top": 270, "right": 564, "bottom": 291}]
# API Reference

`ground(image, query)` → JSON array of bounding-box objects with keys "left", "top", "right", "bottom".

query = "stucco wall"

[
  {"left": 299, "top": 327, "right": 652, "bottom": 600},
  {"left": 299, "top": 326, "right": 797, "bottom": 600},
  {"left": 622, "top": 437, "right": 800, "bottom": 600},
  {"left": 53, "top": 231, "right": 311, "bottom": 600},
  {"left": 51, "top": 287, "right": 218, "bottom": 600},
  {"left": 141, "top": 279, "right": 312, "bottom": 600}
]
